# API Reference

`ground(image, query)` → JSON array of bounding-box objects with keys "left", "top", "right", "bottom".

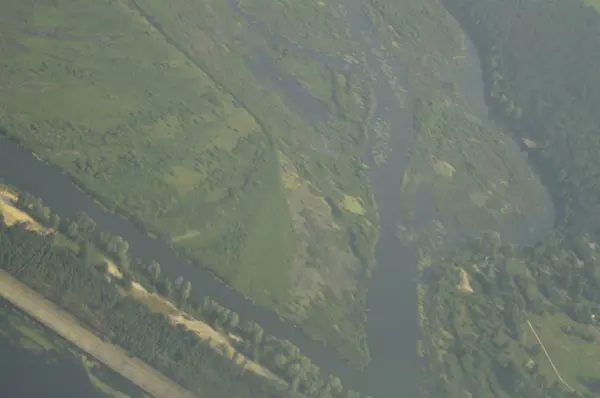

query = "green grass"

[
  {"left": 238, "top": 0, "right": 354, "bottom": 54},
  {"left": 282, "top": 54, "right": 365, "bottom": 123},
  {"left": 584, "top": 0, "right": 600, "bottom": 14},
  {"left": 81, "top": 355, "right": 133, "bottom": 398},
  {"left": 0, "top": 0, "right": 293, "bottom": 307},
  {"left": 526, "top": 312, "right": 600, "bottom": 394},
  {"left": 14, "top": 323, "right": 56, "bottom": 351},
  {"left": 0, "top": 0, "right": 379, "bottom": 366}
]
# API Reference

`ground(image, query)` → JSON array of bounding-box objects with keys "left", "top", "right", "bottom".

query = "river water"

[{"left": 0, "top": 1, "right": 555, "bottom": 397}]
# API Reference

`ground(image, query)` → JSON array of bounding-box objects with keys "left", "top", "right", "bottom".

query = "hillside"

[{"left": 417, "top": 0, "right": 600, "bottom": 396}]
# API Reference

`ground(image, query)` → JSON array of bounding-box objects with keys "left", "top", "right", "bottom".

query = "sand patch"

[
  {"left": 0, "top": 190, "right": 49, "bottom": 234},
  {"left": 339, "top": 195, "right": 366, "bottom": 215},
  {"left": 522, "top": 138, "right": 538, "bottom": 149},
  {"left": 432, "top": 159, "right": 456, "bottom": 178},
  {"left": 106, "top": 261, "right": 280, "bottom": 383},
  {"left": 165, "top": 166, "right": 204, "bottom": 195},
  {"left": 458, "top": 268, "right": 474, "bottom": 293},
  {"left": 171, "top": 230, "right": 201, "bottom": 242}
]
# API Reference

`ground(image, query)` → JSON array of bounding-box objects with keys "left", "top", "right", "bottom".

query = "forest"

[
  {"left": 418, "top": 0, "right": 600, "bottom": 396},
  {"left": 4, "top": 190, "right": 359, "bottom": 398}
]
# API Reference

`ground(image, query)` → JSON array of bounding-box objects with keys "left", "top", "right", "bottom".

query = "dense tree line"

[
  {"left": 420, "top": 233, "right": 600, "bottom": 398},
  {"left": 0, "top": 219, "right": 299, "bottom": 398},
  {"left": 441, "top": 0, "right": 600, "bottom": 235},
  {"left": 415, "top": 0, "right": 600, "bottom": 396},
  {"left": 7, "top": 191, "right": 359, "bottom": 398}
]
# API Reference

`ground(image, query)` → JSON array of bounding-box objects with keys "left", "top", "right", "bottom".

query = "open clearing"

[{"left": 527, "top": 312, "right": 600, "bottom": 394}]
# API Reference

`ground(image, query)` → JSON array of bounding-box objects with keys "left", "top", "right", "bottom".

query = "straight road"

[{"left": 0, "top": 269, "right": 199, "bottom": 398}]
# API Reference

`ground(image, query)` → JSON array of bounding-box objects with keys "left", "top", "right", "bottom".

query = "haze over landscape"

[{"left": 1, "top": 0, "right": 600, "bottom": 397}]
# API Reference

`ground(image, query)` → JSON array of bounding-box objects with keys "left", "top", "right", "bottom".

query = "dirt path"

[
  {"left": 0, "top": 269, "right": 199, "bottom": 398},
  {"left": 526, "top": 319, "right": 575, "bottom": 392}
]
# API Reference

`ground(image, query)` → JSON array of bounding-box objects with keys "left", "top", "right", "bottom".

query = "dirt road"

[{"left": 0, "top": 269, "right": 199, "bottom": 398}]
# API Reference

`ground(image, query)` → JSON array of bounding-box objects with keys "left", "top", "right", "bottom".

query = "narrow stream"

[{"left": 228, "top": 1, "right": 555, "bottom": 397}]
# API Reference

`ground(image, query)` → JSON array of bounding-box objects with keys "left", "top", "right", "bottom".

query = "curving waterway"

[{"left": 0, "top": 0, "right": 555, "bottom": 397}]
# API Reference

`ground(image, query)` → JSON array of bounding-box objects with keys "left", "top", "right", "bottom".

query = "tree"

[
  {"left": 203, "top": 296, "right": 212, "bottom": 311},
  {"left": 274, "top": 353, "right": 288, "bottom": 369},
  {"left": 156, "top": 279, "right": 172, "bottom": 297},
  {"left": 41, "top": 206, "right": 51, "bottom": 222},
  {"left": 347, "top": 390, "right": 360, "bottom": 398},
  {"left": 227, "top": 311, "right": 239, "bottom": 330},
  {"left": 74, "top": 212, "right": 96, "bottom": 239},
  {"left": 121, "top": 271, "right": 134, "bottom": 290},
  {"left": 174, "top": 276, "right": 184, "bottom": 291},
  {"left": 288, "top": 363, "right": 305, "bottom": 392},
  {"left": 50, "top": 213, "right": 60, "bottom": 230},
  {"left": 181, "top": 281, "right": 192, "bottom": 301},
  {"left": 31, "top": 196, "right": 43, "bottom": 218},
  {"left": 243, "top": 321, "right": 264, "bottom": 345},
  {"left": 304, "top": 368, "right": 323, "bottom": 397},
  {"left": 325, "top": 375, "right": 343, "bottom": 395},
  {"left": 148, "top": 260, "right": 161, "bottom": 281},
  {"left": 216, "top": 307, "right": 231, "bottom": 328},
  {"left": 16, "top": 192, "right": 31, "bottom": 210},
  {"left": 79, "top": 241, "right": 95, "bottom": 267}
]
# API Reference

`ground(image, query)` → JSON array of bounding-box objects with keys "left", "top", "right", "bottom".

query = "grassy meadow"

[
  {"left": 238, "top": 0, "right": 355, "bottom": 54},
  {"left": 0, "top": 0, "right": 378, "bottom": 366}
]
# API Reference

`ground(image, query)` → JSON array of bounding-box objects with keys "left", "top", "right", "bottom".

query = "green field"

[
  {"left": 238, "top": 0, "right": 355, "bottom": 54},
  {"left": 527, "top": 313, "right": 600, "bottom": 393},
  {"left": 584, "top": 0, "right": 600, "bottom": 13},
  {"left": 0, "top": 0, "right": 377, "bottom": 366}
]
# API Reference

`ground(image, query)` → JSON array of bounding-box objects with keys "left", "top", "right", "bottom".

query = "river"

[{"left": 0, "top": 1, "right": 555, "bottom": 397}]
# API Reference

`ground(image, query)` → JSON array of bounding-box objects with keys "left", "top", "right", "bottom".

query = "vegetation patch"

[
  {"left": 401, "top": 93, "right": 550, "bottom": 241},
  {"left": 339, "top": 195, "right": 366, "bottom": 216},
  {"left": 238, "top": 0, "right": 354, "bottom": 54}
]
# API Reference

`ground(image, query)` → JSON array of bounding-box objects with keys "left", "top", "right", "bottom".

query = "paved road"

[{"left": 0, "top": 269, "right": 199, "bottom": 398}]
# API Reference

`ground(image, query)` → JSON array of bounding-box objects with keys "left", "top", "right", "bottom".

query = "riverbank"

[
  {"left": 0, "top": 269, "right": 198, "bottom": 398},
  {"left": 0, "top": 185, "right": 286, "bottom": 387},
  {"left": 0, "top": 0, "right": 379, "bottom": 367}
]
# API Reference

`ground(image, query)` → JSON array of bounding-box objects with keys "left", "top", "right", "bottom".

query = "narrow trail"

[{"left": 526, "top": 319, "right": 576, "bottom": 392}]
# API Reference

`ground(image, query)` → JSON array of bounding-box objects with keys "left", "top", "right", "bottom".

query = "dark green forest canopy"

[
  {"left": 419, "top": 0, "right": 600, "bottom": 397},
  {"left": 441, "top": 0, "right": 600, "bottom": 233}
]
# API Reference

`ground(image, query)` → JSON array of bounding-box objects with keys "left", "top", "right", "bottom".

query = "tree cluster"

[
  {"left": 8, "top": 190, "right": 360, "bottom": 398},
  {"left": 0, "top": 221, "right": 296, "bottom": 398}
]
